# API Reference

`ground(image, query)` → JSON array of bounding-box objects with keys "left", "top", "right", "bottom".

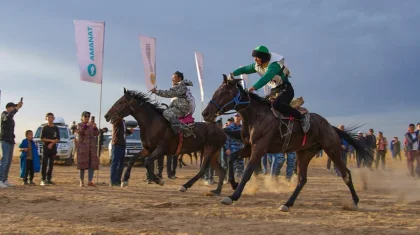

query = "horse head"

[
  {"left": 104, "top": 87, "right": 134, "bottom": 124},
  {"left": 202, "top": 74, "right": 246, "bottom": 122}
]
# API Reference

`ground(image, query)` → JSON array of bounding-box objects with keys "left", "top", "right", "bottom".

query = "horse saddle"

[
  {"left": 270, "top": 96, "right": 309, "bottom": 120},
  {"left": 177, "top": 114, "right": 196, "bottom": 138},
  {"left": 179, "top": 113, "right": 195, "bottom": 125}
]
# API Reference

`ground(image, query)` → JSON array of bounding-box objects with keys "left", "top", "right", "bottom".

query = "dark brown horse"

[
  {"left": 104, "top": 88, "right": 227, "bottom": 195},
  {"left": 202, "top": 75, "right": 373, "bottom": 212}
]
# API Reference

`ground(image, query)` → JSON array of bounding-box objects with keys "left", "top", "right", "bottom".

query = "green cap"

[{"left": 254, "top": 45, "right": 269, "bottom": 54}]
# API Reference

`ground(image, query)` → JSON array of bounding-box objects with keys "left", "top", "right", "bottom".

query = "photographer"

[{"left": 0, "top": 99, "right": 23, "bottom": 188}]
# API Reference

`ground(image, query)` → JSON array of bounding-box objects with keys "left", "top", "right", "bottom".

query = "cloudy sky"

[{"left": 1, "top": 0, "right": 419, "bottom": 142}]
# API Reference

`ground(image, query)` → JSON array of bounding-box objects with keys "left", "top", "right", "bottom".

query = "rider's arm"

[
  {"left": 232, "top": 63, "right": 257, "bottom": 76},
  {"left": 155, "top": 85, "right": 187, "bottom": 98},
  {"left": 252, "top": 63, "right": 281, "bottom": 90}
]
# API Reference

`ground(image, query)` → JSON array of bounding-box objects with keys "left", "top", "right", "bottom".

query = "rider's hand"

[
  {"left": 150, "top": 87, "right": 157, "bottom": 93},
  {"left": 226, "top": 150, "right": 231, "bottom": 155},
  {"left": 248, "top": 87, "right": 256, "bottom": 93}
]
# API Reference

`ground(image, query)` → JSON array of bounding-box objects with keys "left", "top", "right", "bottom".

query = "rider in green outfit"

[{"left": 231, "top": 45, "right": 310, "bottom": 133}]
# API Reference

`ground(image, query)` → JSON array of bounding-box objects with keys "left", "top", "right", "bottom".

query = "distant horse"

[
  {"left": 202, "top": 75, "right": 373, "bottom": 211},
  {"left": 104, "top": 88, "right": 227, "bottom": 196}
]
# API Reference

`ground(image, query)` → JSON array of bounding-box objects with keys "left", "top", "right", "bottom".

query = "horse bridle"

[
  {"left": 110, "top": 96, "right": 135, "bottom": 122},
  {"left": 209, "top": 86, "right": 251, "bottom": 116}
]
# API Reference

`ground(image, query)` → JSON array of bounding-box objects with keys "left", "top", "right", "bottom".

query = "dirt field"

[{"left": 0, "top": 150, "right": 419, "bottom": 235}]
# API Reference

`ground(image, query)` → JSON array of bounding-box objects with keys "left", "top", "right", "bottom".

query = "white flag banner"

[
  {"left": 74, "top": 20, "right": 105, "bottom": 84},
  {"left": 139, "top": 35, "right": 156, "bottom": 91},
  {"left": 194, "top": 51, "right": 204, "bottom": 102}
]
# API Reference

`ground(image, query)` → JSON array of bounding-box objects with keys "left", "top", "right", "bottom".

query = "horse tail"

[{"left": 332, "top": 126, "right": 374, "bottom": 167}]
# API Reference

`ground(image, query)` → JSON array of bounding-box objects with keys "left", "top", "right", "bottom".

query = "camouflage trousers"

[{"left": 163, "top": 107, "right": 193, "bottom": 136}]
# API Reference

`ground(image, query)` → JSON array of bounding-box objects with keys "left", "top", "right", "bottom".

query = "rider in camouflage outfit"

[{"left": 152, "top": 71, "right": 195, "bottom": 136}]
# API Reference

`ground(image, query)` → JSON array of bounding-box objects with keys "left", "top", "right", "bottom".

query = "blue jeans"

[
  {"left": 0, "top": 141, "right": 14, "bottom": 182},
  {"left": 262, "top": 153, "right": 281, "bottom": 176},
  {"left": 261, "top": 154, "right": 268, "bottom": 174},
  {"left": 278, "top": 152, "right": 296, "bottom": 179},
  {"left": 110, "top": 145, "right": 126, "bottom": 184}
]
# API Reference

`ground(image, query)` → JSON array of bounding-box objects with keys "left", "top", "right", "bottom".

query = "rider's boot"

[
  {"left": 169, "top": 116, "right": 182, "bottom": 134},
  {"left": 300, "top": 113, "right": 310, "bottom": 133}
]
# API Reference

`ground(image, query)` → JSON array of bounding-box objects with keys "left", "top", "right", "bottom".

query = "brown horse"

[
  {"left": 104, "top": 88, "right": 227, "bottom": 195},
  {"left": 202, "top": 75, "right": 373, "bottom": 212}
]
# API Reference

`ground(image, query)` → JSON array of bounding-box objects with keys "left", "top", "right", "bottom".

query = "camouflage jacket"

[{"left": 155, "top": 79, "right": 195, "bottom": 114}]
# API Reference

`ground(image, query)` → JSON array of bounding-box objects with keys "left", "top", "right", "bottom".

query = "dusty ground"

[{"left": 0, "top": 150, "right": 419, "bottom": 235}]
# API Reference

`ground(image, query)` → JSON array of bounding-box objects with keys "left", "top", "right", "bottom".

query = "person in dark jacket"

[
  {"left": 110, "top": 118, "right": 133, "bottom": 186},
  {"left": 405, "top": 124, "right": 420, "bottom": 177},
  {"left": 365, "top": 128, "right": 376, "bottom": 168},
  {"left": 356, "top": 131, "right": 367, "bottom": 168},
  {"left": 0, "top": 101, "right": 23, "bottom": 188}
]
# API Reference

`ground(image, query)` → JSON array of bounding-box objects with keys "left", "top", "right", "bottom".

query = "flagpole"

[
  {"left": 96, "top": 21, "right": 105, "bottom": 184},
  {"left": 96, "top": 82, "right": 103, "bottom": 184}
]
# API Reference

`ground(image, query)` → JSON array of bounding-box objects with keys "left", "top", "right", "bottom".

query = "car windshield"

[
  {"left": 34, "top": 126, "right": 69, "bottom": 139},
  {"left": 126, "top": 130, "right": 140, "bottom": 140}
]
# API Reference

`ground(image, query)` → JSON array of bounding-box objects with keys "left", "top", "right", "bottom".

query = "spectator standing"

[
  {"left": 366, "top": 128, "right": 377, "bottom": 168},
  {"left": 404, "top": 124, "right": 420, "bottom": 177},
  {"left": 76, "top": 111, "right": 99, "bottom": 187},
  {"left": 278, "top": 152, "right": 296, "bottom": 181},
  {"left": 18, "top": 130, "right": 40, "bottom": 185},
  {"left": 110, "top": 118, "right": 133, "bottom": 186},
  {"left": 225, "top": 113, "right": 244, "bottom": 179},
  {"left": 390, "top": 137, "right": 402, "bottom": 161},
  {"left": 356, "top": 131, "right": 367, "bottom": 168},
  {"left": 0, "top": 101, "right": 23, "bottom": 188},
  {"left": 40, "top": 113, "right": 60, "bottom": 186},
  {"left": 97, "top": 127, "right": 108, "bottom": 158},
  {"left": 70, "top": 121, "right": 77, "bottom": 135},
  {"left": 375, "top": 131, "right": 387, "bottom": 170}
]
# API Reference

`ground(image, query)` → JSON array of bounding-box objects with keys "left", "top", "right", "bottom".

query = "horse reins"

[{"left": 209, "top": 86, "right": 251, "bottom": 116}]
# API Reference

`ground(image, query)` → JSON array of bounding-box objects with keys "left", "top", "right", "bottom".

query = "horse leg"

[
  {"left": 178, "top": 155, "right": 182, "bottom": 168},
  {"left": 121, "top": 149, "right": 148, "bottom": 188},
  {"left": 324, "top": 145, "right": 359, "bottom": 208},
  {"left": 144, "top": 148, "right": 165, "bottom": 186},
  {"left": 194, "top": 151, "right": 199, "bottom": 166},
  {"left": 208, "top": 153, "right": 226, "bottom": 196},
  {"left": 221, "top": 145, "right": 263, "bottom": 205},
  {"left": 280, "top": 150, "right": 315, "bottom": 212},
  {"left": 179, "top": 147, "right": 216, "bottom": 193},
  {"left": 228, "top": 145, "right": 251, "bottom": 190}
]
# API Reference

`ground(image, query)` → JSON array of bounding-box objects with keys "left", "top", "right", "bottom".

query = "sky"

[{"left": 0, "top": 0, "right": 419, "bottom": 143}]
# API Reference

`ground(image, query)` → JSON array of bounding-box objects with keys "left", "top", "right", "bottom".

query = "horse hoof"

[
  {"left": 121, "top": 181, "right": 128, "bottom": 188},
  {"left": 158, "top": 179, "right": 165, "bottom": 186},
  {"left": 179, "top": 186, "right": 187, "bottom": 192},
  {"left": 220, "top": 197, "right": 233, "bottom": 205},
  {"left": 279, "top": 205, "right": 289, "bottom": 212}
]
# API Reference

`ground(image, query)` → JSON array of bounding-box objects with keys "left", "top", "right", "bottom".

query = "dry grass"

[{"left": 2, "top": 148, "right": 419, "bottom": 234}]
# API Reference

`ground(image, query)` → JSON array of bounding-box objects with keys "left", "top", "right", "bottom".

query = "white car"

[{"left": 33, "top": 117, "right": 75, "bottom": 166}]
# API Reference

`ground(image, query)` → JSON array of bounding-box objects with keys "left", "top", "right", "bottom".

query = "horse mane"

[
  {"left": 235, "top": 82, "right": 271, "bottom": 107},
  {"left": 125, "top": 90, "right": 165, "bottom": 114}
]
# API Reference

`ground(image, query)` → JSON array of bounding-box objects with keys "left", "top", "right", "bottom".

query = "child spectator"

[
  {"left": 40, "top": 113, "right": 60, "bottom": 186},
  {"left": 19, "top": 130, "right": 40, "bottom": 185}
]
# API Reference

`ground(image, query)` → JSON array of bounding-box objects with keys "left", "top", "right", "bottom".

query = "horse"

[
  {"left": 104, "top": 88, "right": 227, "bottom": 196},
  {"left": 201, "top": 75, "right": 373, "bottom": 212}
]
